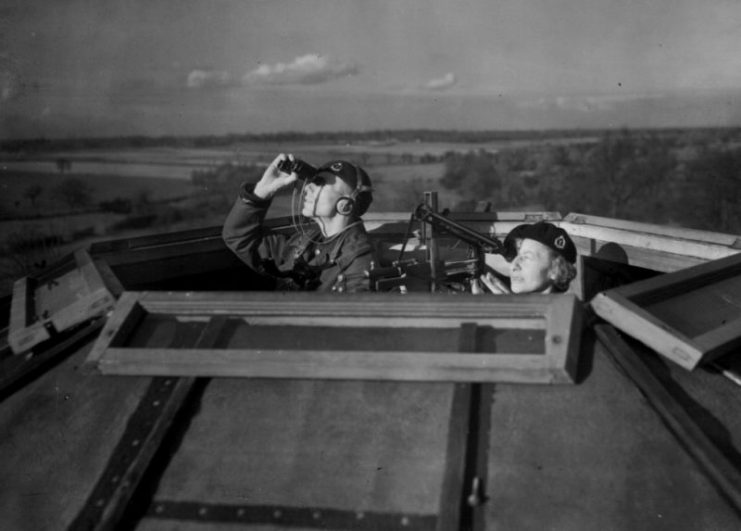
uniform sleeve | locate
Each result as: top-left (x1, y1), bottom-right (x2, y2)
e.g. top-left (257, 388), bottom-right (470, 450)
top-left (221, 189), bottom-right (288, 275)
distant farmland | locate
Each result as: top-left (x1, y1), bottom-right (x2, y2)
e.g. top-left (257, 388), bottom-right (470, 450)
top-left (0, 140), bottom-right (471, 292)
top-left (3, 128), bottom-right (741, 292)
top-left (0, 171), bottom-right (200, 215)
top-left (0, 142), bottom-right (467, 215)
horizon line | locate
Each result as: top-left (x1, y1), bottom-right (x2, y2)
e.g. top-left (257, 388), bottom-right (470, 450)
top-left (3, 124), bottom-right (741, 146)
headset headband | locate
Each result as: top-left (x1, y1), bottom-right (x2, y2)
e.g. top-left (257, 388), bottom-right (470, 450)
top-left (316, 161), bottom-right (372, 199)
top-left (349, 164), bottom-right (372, 200)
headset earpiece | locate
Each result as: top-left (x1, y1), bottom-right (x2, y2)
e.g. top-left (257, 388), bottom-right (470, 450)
top-left (336, 197), bottom-right (355, 216)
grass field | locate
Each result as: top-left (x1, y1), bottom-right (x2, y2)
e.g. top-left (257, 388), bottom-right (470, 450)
top-left (0, 171), bottom-right (200, 216)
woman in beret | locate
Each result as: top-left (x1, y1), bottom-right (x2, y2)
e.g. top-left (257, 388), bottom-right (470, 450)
top-left (473, 221), bottom-right (577, 295)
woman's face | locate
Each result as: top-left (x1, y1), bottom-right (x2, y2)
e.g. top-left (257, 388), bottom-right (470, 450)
top-left (509, 238), bottom-right (556, 294)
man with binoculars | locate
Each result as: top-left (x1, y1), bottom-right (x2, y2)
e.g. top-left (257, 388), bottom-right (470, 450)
top-left (222, 153), bottom-right (376, 292)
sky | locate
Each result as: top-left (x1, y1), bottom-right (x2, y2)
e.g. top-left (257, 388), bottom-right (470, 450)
top-left (1, 0), bottom-right (741, 139)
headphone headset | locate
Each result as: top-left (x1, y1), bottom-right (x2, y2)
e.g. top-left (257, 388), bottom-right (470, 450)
top-left (331, 162), bottom-right (372, 217)
top-left (336, 197), bottom-right (355, 216)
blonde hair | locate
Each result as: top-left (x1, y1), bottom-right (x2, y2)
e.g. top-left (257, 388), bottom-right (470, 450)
top-left (548, 254), bottom-right (577, 292)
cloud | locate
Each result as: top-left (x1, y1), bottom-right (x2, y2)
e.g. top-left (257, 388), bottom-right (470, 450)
top-left (186, 69), bottom-right (234, 89)
top-left (242, 54), bottom-right (358, 86)
top-left (423, 72), bottom-right (457, 91)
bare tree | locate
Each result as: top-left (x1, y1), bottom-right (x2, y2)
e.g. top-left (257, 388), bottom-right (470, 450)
top-left (682, 148), bottom-right (741, 232)
top-left (576, 130), bottom-right (675, 219)
top-left (56, 158), bottom-right (72, 173)
top-left (54, 178), bottom-right (94, 210)
top-left (23, 184), bottom-right (43, 208)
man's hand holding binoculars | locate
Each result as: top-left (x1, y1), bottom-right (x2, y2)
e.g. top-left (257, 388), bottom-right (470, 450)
top-left (253, 153), bottom-right (299, 200)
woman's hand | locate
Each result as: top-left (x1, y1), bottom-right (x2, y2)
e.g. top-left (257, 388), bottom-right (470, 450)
top-left (477, 272), bottom-right (512, 294)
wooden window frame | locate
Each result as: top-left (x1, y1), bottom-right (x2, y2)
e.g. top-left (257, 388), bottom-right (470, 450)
top-left (591, 251), bottom-right (741, 370)
top-left (85, 291), bottom-right (584, 384)
top-left (8, 249), bottom-right (119, 354)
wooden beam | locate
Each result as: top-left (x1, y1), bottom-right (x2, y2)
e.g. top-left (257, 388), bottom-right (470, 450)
top-left (613, 252), bottom-right (741, 304)
top-left (546, 293), bottom-right (585, 382)
top-left (591, 291), bottom-right (702, 370)
top-left (563, 213), bottom-right (741, 248)
top-left (558, 220), bottom-right (739, 263)
top-left (92, 258), bottom-right (125, 298)
top-left (571, 238), bottom-right (708, 274)
top-left (97, 348), bottom-right (569, 384)
top-left (458, 323), bottom-right (478, 352)
top-left (83, 292), bottom-right (145, 370)
top-left (135, 291), bottom-right (553, 318)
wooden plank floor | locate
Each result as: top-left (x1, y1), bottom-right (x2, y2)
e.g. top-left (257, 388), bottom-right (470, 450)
top-left (483, 339), bottom-right (741, 530)
top-left (136, 378), bottom-right (454, 530)
top-left (0, 344), bottom-right (153, 531)
top-left (3, 320), bottom-right (740, 530)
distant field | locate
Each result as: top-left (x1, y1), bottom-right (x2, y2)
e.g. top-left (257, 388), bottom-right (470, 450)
top-left (1, 142), bottom-right (467, 216)
top-left (208, 137), bottom-right (599, 159)
top-left (0, 140), bottom-right (471, 236)
top-left (0, 143), bottom-right (463, 287)
top-left (0, 145), bottom-right (466, 289)
top-left (0, 161), bottom-right (198, 179)
top-left (0, 168), bottom-right (213, 293)
top-left (0, 136), bottom-right (598, 176)
top-left (0, 171), bottom-right (200, 215)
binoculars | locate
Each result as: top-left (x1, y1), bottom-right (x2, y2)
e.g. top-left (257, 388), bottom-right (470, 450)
top-left (277, 158), bottom-right (317, 181)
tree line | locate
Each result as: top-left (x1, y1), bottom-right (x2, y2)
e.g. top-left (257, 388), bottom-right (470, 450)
top-left (3, 127), bottom-right (740, 153)
top-left (440, 129), bottom-right (741, 233)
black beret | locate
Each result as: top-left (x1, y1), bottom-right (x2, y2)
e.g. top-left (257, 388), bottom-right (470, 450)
top-left (505, 221), bottom-right (577, 264)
